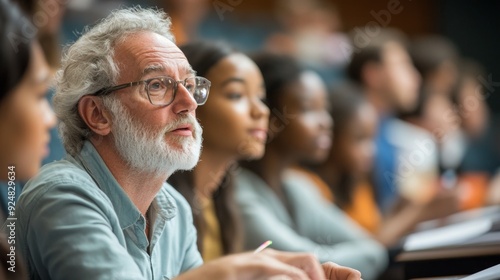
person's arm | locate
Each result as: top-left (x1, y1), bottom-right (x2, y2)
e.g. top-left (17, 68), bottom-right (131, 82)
top-left (17, 182), bottom-right (144, 280)
top-left (239, 199), bottom-right (384, 280)
top-left (236, 171), bottom-right (386, 280)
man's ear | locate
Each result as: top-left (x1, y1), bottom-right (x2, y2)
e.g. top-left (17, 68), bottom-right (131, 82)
top-left (78, 95), bottom-right (112, 136)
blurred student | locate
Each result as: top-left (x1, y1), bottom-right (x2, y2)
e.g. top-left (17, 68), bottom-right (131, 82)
top-left (411, 35), bottom-right (459, 98)
top-left (346, 29), bottom-right (461, 250)
top-left (411, 35), bottom-right (462, 178)
top-left (235, 53), bottom-right (388, 280)
top-left (14, 0), bottom-right (67, 163)
top-left (410, 35), bottom-right (463, 176)
top-left (0, 0), bottom-right (57, 278)
top-left (168, 41), bottom-right (270, 261)
top-left (395, 87), bottom-right (459, 201)
top-left (0, 0), bottom-right (67, 222)
top-left (347, 28), bottom-right (421, 212)
top-left (310, 83), bottom-right (380, 232)
top-left (313, 83), bottom-right (457, 246)
top-left (452, 59), bottom-right (489, 141)
top-left (450, 59), bottom-right (495, 208)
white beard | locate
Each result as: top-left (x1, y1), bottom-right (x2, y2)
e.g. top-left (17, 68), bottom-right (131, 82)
top-left (104, 97), bottom-right (202, 177)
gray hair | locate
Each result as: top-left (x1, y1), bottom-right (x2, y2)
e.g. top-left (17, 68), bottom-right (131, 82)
top-left (53, 7), bottom-right (175, 156)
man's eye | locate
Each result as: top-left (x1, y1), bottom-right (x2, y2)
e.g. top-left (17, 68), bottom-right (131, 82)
top-left (149, 81), bottom-right (164, 91)
top-left (185, 82), bottom-right (195, 92)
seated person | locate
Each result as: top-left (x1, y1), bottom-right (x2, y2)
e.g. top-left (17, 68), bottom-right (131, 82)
top-left (234, 53), bottom-right (388, 280)
top-left (311, 82), bottom-right (457, 247)
top-left (168, 41), bottom-right (269, 261)
top-left (15, 7), bottom-right (361, 280)
top-left (309, 82), bottom-right (382, 235)
top-left (0, 0), bottom-right (56, 277)
top-left (347, 29), bottom-right (421, 212)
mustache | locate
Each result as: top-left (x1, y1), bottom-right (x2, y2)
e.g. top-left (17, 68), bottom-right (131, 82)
top-left (162, 114), bottom-right (202, 137)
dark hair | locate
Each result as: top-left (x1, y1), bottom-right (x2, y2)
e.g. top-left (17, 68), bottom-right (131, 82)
top-left (347, 28), bottom-right (408, 84)
top-left (180, 40), bottom-right (235, 78)
top-left (250, 52), bottom-right (303, 112)
top-left (325, 82), bottom-right (368, 208)
top-left (451, 58), bottom-right (486, 105)
top-left (0, 0), bottom-right (34, 102)
top-left (329, 82), bottom-right (366, 135)
top-left (410, 35), bottom-right (459, 78)
top-left (168, 40), bottom-right (243, 256)
top-left (0, 3), bottom-right (32, 278)
top-left (397, 87), bottom-right (431, 120)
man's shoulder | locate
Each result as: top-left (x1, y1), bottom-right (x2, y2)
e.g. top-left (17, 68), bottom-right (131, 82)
top-left (19, 159), bottom-right (107, 210)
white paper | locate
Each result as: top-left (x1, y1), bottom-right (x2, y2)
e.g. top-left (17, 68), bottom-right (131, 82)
top-left (404, 218), bottom-right (493, 251)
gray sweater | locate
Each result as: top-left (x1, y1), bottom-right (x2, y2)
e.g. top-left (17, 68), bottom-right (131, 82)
top-left (234, 168), bottom-right (388, 280)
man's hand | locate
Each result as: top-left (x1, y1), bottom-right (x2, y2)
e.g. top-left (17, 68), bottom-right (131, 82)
top-left (322, 262), bottom-right (362, 280)
top-left (262, 250), bottom-right (362, 280)
top-left (174, 249), bottom-right (362, 280)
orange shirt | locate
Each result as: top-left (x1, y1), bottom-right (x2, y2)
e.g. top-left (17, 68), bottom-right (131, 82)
top-left (343, 182), bottom-right (381, 234)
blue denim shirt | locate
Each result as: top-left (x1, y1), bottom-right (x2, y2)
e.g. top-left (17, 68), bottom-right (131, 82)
top-left (373, 116), bottom-right (399, 213)
top-left (16, 141), bottom-right (203, 279)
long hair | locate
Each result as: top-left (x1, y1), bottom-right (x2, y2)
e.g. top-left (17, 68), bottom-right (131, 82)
top-left (0, 1), bottom-right (32, 278)
top-left (0, 0), bottom-right (33, 101)
top-left (168, 170), bottom-right (243, 255)
top-left (316, 82), bottom-right (369, 209)
top-left (168, 40), bottom-right (244, 256)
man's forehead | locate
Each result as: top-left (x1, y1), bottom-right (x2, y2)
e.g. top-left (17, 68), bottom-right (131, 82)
top-left (115, 31), bottom-right (195, 77)
top-left (142, 62), bottom-right (195, 77)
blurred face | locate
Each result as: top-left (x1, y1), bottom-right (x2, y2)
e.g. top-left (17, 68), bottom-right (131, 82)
top-left (428, 60), bottom-right (459, 96)
top-left (107, 31), bottom-right (202, 175)
top-left (0, 43), bottom-right (56, 181)
top-left (198, 53), bottom-right (269, 160)
top-left (270, 71), bottom-right (333, 163)
top-left (381, 42), bottom-right (421, 112)
top-left (457, 77), bottom-right (488, 138)
top-left (333, 103), bottom-right (378, 176)
top-left (422, 94), bottom-right (457, 142)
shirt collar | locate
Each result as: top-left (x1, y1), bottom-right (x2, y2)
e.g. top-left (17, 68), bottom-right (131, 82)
top-left (71, 141), bottom-right (142, 230)
top-left (72, 141), bottom-right (178, 233)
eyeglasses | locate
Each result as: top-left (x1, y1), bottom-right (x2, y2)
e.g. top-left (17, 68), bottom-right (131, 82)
top-left (93, 76), bottom-right (211, 106)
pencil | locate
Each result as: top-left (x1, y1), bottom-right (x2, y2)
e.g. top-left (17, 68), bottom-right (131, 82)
top-left (253, 240), bottom-right (273, 254)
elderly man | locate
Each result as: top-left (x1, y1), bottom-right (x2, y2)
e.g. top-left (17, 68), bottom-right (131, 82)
top-left (15, 7), bottom-right (361, 280)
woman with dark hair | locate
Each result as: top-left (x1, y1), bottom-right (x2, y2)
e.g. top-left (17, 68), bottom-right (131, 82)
top-left (168, 41), bottom-right (269, 261)
top-left (311, 83), bottom-right (454, 247)
top-left (312, 83), bottom-right (381, 232)
top-left (234, 53), bottom-right (388, 280)
top-left (0, 0), bottom-right (55, 200)
top-left (0, 0), bottom-right (56, 278)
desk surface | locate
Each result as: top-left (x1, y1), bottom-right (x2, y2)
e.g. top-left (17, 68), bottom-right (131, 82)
top-left (396, 208), bottom-right (500, 279)
top-left (461, 264), bottom-right (500, 280)
top-left (397, 243), bottom-right (500, 262)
